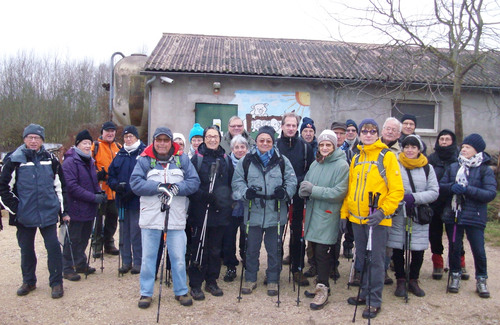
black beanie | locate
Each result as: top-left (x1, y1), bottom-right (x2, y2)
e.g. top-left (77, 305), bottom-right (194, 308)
top-left (462, 133), bottom-right (486, 153)
top-left (256, 125), bottom-right (276, 143)
top-left (75, 130), bottom-right (93, 146)
top-left (401, 114), bottom-right (417, 126)
top-left (123, 125), bottom-right (139, 138)
top-left (300, 117), bottom-right (316, 133)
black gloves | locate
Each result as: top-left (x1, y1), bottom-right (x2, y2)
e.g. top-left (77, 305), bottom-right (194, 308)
top-left (96, 167), bottom-right (107, 181)
top-left (158, 183), bottom-right (179, 196)
top-left (121, 191), bottom-right (135, 202)
top-left (273, 186), bottom-right (287, 200)
top-left (116, 182), bottom-right (127, 194)
top-left (245, 187), bottom-right (257, 200)
top-left (93, 192), bottom-right (107, 204)
top-left (206, 193), bottom-right (217, 205)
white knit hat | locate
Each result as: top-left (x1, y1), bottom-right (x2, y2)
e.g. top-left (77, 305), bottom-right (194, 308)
top-left (317, 130), bottom-right (338, 148)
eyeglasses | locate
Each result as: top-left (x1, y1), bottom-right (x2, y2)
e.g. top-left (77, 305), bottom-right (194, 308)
top-left (360, 129), bottom-right (378, 135)
top-left (124, 134), bottom-right (136, 139)
top-left (229, 124), bottom-right (243, 128)
top-left (383, 127), bottom-right (398, 133)
top-left (258, 139), bottom-right (273, 144)
top-left (205, 135), bottom-right (219, 140)
top-left (26, 135), bottom-right (42, 141)
top-left (403, 122), bottom-right (415, 127)
top-left (346, 129), bottom-right (357, 133)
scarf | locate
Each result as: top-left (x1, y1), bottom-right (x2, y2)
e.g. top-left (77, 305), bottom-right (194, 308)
top-left (316, 149), bottom-right (333, 163)
top-left (456, 152), bottom-right (483, 187)
top-left (74, 146), bottom-right (91, 161)
top-left (258, 147), bottom-right (274, 167)
top-left (229, 152), bottom-right (240, 167)
top-left (398, 152), bottom-right (428, 170)
top-left (124, 140), bottom-right (140, 153)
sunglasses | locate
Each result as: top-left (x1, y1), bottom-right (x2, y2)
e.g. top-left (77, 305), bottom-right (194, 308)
top-left (360, 129), bottom-right (378, 135)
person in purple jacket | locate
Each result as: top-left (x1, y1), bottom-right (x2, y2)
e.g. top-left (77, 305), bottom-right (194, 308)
top-left (61, 130), bottom-right (107, 281)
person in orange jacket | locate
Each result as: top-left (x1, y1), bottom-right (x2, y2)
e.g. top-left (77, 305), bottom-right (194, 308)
top-left (91, 121), bottom-right (122, 257)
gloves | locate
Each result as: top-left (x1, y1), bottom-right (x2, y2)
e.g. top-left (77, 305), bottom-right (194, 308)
top-left (403, 194), bottom-right (415, 209)
top-left (96, 167), bottom-right (107, 181)
top-left (245, 187), bottom-right (257, 200)
top-left (451, 183), bottom-right (467, 194)
top-left (116, 182), bottom-right (127, 194)
top-left (158, 183), bottom-right (179, 196)
top-left (93, 192), bottom-right (107, 204)
top-left (121, 190), bottom-right (135, 202)
top-left (206, 193), bottom-right (217, 205)
top-left (273, 186), bottom-right (287, 201)
top-left (340, 218), bottom-right (347, 234)
top-left (366, 209), bottom-right (385, 227)
top-left (299, 181), bottom-right (313, 198)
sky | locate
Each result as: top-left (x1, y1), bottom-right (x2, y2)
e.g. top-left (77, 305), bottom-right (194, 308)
top-left (1, 0), bottom-right (344, 64)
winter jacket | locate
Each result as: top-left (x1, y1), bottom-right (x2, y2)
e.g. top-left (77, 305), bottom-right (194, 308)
top-left (229, 153), bottom-right (244, 217)
top-left (340, 139), bottom-right (404, 226)
top-left (220, 129), bottom-right (256, 154)
top-left (277, 131), bottom-right (314, 186)
top-left (91, 138), bottom-right (121, 200)
top-left (108, 141), bottom-right (146, 210)
top-left (0, 145), bottom-right (68, 228)
top-left (303, 149), bottom-right (349, 245)
top-left (62, 147), bottom-right (101, 222)
top-left (440, 153), bottom-right (497, 229)
top-left (188, 143), bottom-right (234, 228)
top-left (232, 146), bottom-right (297, 229)
top-left (130, 143), bottom-right (200, 231)
top-left (387, 162), bottom-right (439, 251)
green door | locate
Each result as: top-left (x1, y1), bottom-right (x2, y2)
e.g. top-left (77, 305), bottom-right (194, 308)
top-left (195, 103), bottom-right (238, 135)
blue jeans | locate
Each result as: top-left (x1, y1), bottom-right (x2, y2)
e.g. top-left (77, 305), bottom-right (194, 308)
top-left (16, 223), bottom-right (63, 287)
top-left (120, 208), bottom-right (142, 267)
top-left (445, 224), bottom-right (487, 278)
top-left (140, 228), bottom-right (187, 297)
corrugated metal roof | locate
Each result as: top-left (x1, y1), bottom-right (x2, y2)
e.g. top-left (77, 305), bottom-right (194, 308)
top-left (145, 33), bottom-right (500, 88)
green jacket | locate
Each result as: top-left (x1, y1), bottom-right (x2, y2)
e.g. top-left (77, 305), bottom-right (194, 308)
top-left (303, 149), bottom-right (349, 245)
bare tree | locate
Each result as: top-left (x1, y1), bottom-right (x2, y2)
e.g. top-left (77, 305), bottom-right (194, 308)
top-left (325, 0), bottom-right (500, 142)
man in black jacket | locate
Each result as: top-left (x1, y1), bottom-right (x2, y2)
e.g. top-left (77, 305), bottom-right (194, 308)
top-left (0, 124), bottom-right (69, 299)
top-left (277, 112), bottom-right (314, 286)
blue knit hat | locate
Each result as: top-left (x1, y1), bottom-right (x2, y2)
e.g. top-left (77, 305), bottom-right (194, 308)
top-left (189, 123), bottom-right (204, 142)
top-left (358, 118), bottom-right (379, 133)
top-left (300, 117), bottom-right (316, 133)
top-left (462, 133), bottom-right (486, 153)
top-left (346, 119), bottom-right (358, 132)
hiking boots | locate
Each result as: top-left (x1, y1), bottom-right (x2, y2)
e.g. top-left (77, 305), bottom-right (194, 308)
top-left (190, 287), bottom-right (205, 301)
top-left (310, 284), bottom-right (329, 310)
top-left (362, 306), bottom-right (381, 319)
top-left (241, 281), bottom-right (257, 294)
top-left (63, 272), bottom-right (81, 281)
top-left (448, 272), bottom-right (461, 293)
top-left (138, 296), bottom-right (152, 308)
top-left (476, 277), bottom-right (490, 298)
top-left (267, 283), bottom-right (279, 296)
top-left (223, 266), bottom-right (237, 282)
top-left (303, 265), bottom-right (317, 278)
top-left (118, 264), bottom-right (132, 274)
top-left (349, 270), bottom-right (361, 287)
top-left (51, 284), bottom-right (64, 299)
top-left (175, 294), bottom-right (193, 306)
top-left (460, 255), bottom-right (470, 280)
top-left (105, 245), bottom-right (120, 255)
top-left (130, 265), bottom-right (141, 274)
top-left (330, 266), bottom-right (340, 282)
top-left (205, 282), bottom-right (223, 297)
top-left (408, 279), bottom-right (425, 297)
top-left (343, 247), bottom-right (354, 259)
top-left (282, 255), bottom-right (291, 265)
top-left (384, 270), bottom-right (393, 285)
top-left (432, 254), bottom-right (444, 280)
top-left (17, 283), bottom-right (36, 296)
top-left (76, 265), bottom-right (96, 274)
top-left (394, 278), bottom-right (406, 297)
top-left (294, 272), bottom-right (310, 286)
top-left (347, 296), bottom-right (366, 306)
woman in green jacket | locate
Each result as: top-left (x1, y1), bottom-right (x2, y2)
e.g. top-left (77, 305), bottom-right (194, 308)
top-left (299, 130), bottom-right (349, 310)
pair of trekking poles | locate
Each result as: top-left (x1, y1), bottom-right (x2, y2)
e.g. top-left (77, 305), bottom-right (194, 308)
top-left (86, 195), bottom-right (106, 279)
top-left (352, 191), bottom-right (380, 324)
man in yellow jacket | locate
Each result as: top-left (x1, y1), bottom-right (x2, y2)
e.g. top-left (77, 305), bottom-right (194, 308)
top-left (340, 118), bottom-right (403, 319)
top-left (91, 121), bottom-right (122, 257)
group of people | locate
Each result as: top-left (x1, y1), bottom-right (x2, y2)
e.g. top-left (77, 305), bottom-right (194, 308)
top-left (0, 112), bottom-right (496, 320)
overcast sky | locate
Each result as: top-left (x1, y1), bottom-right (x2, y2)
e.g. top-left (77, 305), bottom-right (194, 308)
top-left (1, 0), bottom-right (344, 64)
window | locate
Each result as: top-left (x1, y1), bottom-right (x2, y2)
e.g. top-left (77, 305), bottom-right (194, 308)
top-left (391, 101), bottom-right (438, 133)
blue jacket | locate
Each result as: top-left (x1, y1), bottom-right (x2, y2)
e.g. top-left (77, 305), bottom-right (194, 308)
top-left (440, 153), bottom-right (497, 229)
top-left (108, 141), bottom-right (146, 210)
top-left (62, 147), bottom-right (101, 222)
top-left (0, 145), bottom-right (68, 228)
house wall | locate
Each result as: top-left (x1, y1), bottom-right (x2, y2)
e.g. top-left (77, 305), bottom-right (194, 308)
top-left (148, 74), bottom-right (500, 153)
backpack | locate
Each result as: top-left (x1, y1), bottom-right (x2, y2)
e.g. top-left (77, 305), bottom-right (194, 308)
top-left (242, 152), bottom-right (286, 184)
top-left (93, 140), bottom-right (122, 158)
top-left (353, 148), bottom-right (391, 184)
top-left (193, 152), bottom-right (230, 174)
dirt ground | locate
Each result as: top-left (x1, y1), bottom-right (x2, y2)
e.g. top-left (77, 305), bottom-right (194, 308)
top-left (1, 211), bottom-right (499, 325)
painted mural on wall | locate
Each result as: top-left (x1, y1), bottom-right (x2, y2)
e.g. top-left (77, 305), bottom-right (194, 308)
top-left (230, 90), bottom-right (310, 135)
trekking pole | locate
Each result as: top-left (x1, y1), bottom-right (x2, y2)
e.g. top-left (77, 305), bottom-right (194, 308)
top-left (276, 200), bottom-right (282, 308)
top-left (193, 160), bottom-right (219, 269)
top-left (238, 198), bottom-right (252, 302)
top-left (86, 212), bottom-right (98, 279)
top-left (446, 195), bottom-right (461, 293)
top-left (296, 200), bottom-right (306, 306)
top-left (100, 208), bottom-right (105, 273)
top-left (156, 188), bottom-right (173, 323)
top-left (403, 203), bottom-right (412, 303)
top-left (118, 195), bottom-right (125, 277)
top-left (63, 220), bottom-right (76, 272)
top-left (347, 246), bottom-right (356, 290)
top-left (288, 201), bottom-right (293, 286)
